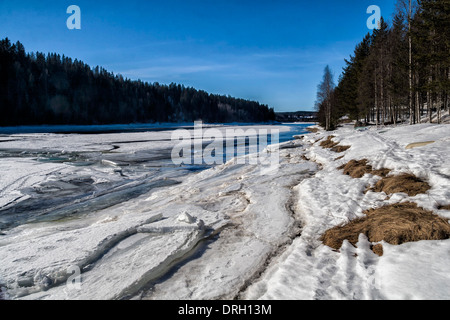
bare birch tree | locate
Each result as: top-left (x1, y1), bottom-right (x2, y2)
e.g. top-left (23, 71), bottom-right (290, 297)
top-left (316, 65), bottom-right (335, 131)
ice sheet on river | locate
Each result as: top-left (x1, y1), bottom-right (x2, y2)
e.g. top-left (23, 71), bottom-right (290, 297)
top-left (0, 124), bottom-right (317, 300)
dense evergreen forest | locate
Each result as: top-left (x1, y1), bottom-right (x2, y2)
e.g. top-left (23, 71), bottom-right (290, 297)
top-left (316, 0), bottom-right (449, 130)
top-left (0, 39), bottom-right (275, 126)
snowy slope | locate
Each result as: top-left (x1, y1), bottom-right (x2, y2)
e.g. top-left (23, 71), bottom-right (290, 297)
top-left (244, 123), bottom-right (450, 300)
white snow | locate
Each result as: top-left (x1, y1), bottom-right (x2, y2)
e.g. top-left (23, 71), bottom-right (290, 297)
top-left (244, 123), bottom-right (450, 300)
top-left (1, 122), bottom-right (449, 300)
top-left (177, 211), bottom-right (196, 224)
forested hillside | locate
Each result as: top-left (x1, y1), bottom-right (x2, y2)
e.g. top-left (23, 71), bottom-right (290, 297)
top-left (316, 0), bottom-right (449, 130)
top-left (0, 39), bottom-right (275, 126)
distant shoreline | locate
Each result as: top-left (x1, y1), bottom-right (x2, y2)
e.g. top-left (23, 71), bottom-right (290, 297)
top-left (0, 122), bottom-right (285, 135)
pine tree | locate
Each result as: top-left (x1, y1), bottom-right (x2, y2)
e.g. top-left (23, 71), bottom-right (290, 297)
top-left (333, 0), bottom-right (447, 127)
top-left (368, 18), bottom-right (390, 126)
top-left (335, 33), bottom-right (371, 122)
top-left (414, 0), bottom-right (450, 123)
top-left (388, 13), bottom-right (409, 124)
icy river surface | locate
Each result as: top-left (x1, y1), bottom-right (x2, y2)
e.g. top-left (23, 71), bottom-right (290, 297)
top-left (0, 123), bottom-right (317, 300)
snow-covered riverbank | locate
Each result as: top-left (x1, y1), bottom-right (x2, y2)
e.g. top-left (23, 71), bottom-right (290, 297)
top-left (1, 122), bottom-right (449, 300)
top-left (244, 122), bottom-right (450, 300)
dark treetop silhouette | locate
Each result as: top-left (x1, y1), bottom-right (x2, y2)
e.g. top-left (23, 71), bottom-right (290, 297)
top-left (0, 38), bottom-right (275, 127)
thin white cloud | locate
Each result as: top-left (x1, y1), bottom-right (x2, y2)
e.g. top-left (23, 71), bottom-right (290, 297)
top-left (111, 40), bottom-right (353, 111)
top-left (121, 63), bottom-right (230, 80)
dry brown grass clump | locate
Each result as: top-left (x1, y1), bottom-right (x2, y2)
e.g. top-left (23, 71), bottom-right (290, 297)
top-left (320, 136), bottom-right (351, 153)
top-left (371, 244), bottom-right (384, 256)
top-left (338, 159), bottom-right (391, 178)
top-left (319, 135), bottom-right (337, 148)
top-left (368, 173), bottom-right (431, 197)
top-left (371, 168), bottom-right (392, 178)
top-left (338, 159), bottom-right (371, 178)
top-left (333, 145), bottom-right (351, 153)
top-left (438, 204), bottom-right (450, 211)
top-left (306, 127), bottom-right (320, 133)
top-left (321, 202), bottom-right (450, 256)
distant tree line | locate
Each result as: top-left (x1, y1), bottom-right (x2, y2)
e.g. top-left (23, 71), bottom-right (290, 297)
top-left (0, 38), bottom-right (275, 126)
top-left (316, 0), bottom-right (449, 130)
top-left (275, 111), bottom-right (318, 123)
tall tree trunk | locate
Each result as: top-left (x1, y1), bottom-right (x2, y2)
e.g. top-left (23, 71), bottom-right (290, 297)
top-left (374, 70), bottom-right (379, 126)
top-left (427, 90), bottom-right (431, 123)
top-left (381, 76), bottom-right (385, 126)
top-left (414, 70), bottom-right (418, 123)
top-left (427, 72), bottom-right (432, 123)
top-left (437, 92), bottom-right (442, 124)
top-left (327, 100), bottom-right (331, 131)
top-left (416, 90), bottom-right (420, 124)
top-left (325, 100), bottom-right (330, 131)
top-left (408, 0), bottom-right (413, 125)
top-left (446, 94), bottom-right (449, 117)
top-left (389, 96), bottom-right (396, 125)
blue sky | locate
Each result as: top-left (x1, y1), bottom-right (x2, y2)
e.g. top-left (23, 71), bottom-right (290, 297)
top-left (0, 1), bottom-right (396, 112)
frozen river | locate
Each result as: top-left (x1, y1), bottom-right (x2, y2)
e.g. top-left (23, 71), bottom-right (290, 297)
top-left (0, 123), bottom-right (310, 230)
top-left (0, 122), bottom-right (316, 299)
